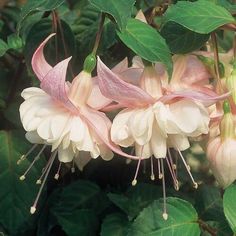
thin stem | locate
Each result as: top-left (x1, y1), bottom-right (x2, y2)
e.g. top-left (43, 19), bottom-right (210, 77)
top-left (211, 32), bottom-right (221, 81)
top-left (198, 219), bottom-right (217, 236)
top-left (92, 13), bottom-right (105, 54)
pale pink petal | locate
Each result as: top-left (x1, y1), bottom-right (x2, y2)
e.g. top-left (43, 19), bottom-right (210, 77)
top-left (80, 106), bottom-right (142, 160)
top-left (97, 57), bottom-right (155, 108)
top-left (112, 58), bottom-right (128, 73)
top-left (31, 34), bottom-right (55, 81)
top-left (40, 57), bottom-right (78, 113)
top-left (135, 10), bottom-right (147, 23)
top-left (87, 78), bottom-right (113, 109)
top-left (160, 91), bottom-right (230, 106)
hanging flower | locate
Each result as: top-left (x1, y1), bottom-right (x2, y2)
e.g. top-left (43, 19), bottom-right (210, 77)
top-left (19, 34), bottom-right (139, 214)
top-left (207, 101), bottom-right (236, 188)
top-left (96, 56), bottom-right (228, 219)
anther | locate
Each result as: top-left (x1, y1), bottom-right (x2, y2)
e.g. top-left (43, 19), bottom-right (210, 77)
top-left (162, 212), bottom-right (168, 220)
top-left (132, 179), bottom-right (137, 186)
top-left (150, 156), bottom-right (155, 180)
top-left (17, 144), bottom-right (38, 165)
top-left (19, 175), bottom-right (25, 181)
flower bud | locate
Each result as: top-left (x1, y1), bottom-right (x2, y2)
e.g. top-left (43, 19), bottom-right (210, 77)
top-left (226, 61), bottom-right (236, 104)
top-left (83, 53), bottom-right (96, 73)
top-left (68, 70), bottom-right (92, 107)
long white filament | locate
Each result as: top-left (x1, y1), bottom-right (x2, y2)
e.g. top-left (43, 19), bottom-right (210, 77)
top-left (30, 151), bottom-right (57, 214)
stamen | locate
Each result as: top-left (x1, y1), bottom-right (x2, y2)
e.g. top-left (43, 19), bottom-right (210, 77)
top-left (54, 162), bottom-right (62, 180)
top-left (150, 156), bottom-right (155, 180)
top-left (17, 144), bottom-right (38, 165)
top-left (166, 156), bottom-right (179, 191)
top-left (36, 155), bottom-right (54, 185)
top-left (157, 158), bottom-right (162, 179)
top-left (132, 156), bottom-right (141, 186)
top-left (161, 158), bottom-right (168, 220)
top-left (19, 145), bottom-right (46, 181)
top-left (71, 159), bottom-right (75, 173)
top-left (132, 146), bottom-right (144, 186)
top-left (30, 151), bottom-right (57, 214)
top-left (177, 149), bottom-right (198, 189)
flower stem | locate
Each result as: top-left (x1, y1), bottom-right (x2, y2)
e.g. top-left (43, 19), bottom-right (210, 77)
top-left (92, 13), bottom-right (105, 55)
top-left (198, 219), bottom-right (217, 236)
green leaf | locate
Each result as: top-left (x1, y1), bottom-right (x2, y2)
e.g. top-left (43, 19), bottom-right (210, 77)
top-left (163, 0), bottom-right (235, 34)
top-left (223, 184), bottom-right (236, 232)
top-left (108, 183), bottom-right (162, 220)
top-left (17, 0), bottom-right (65, 34)
top-left (161, 22), bottom-right (209, 54)
top-left (195, 185), bottom-right (225, 222)
top-left (89, 0), bottom-right (135, 30)
top-left (56, 209), bottom-right (99, 236)
top-left (7, 34), bottom-right (23, 50)
top-left (0, 39), bottom-right (9, 57)
top-left (117, 18), bottom-right (172, 75)
top-left (101, 213), bottom-right (130, 236)
top-left (128, 197), bottom-right (201, 236)
top-left (50, 180), bottom-right (109, 215)
top-left (0, 130), bottom-right (45, 235)
top-left (75, 5), bottom-right (117, 59)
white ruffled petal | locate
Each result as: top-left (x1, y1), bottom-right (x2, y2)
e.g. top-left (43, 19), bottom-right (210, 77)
top-left (135, 142), bottom-right (152, 159)
top-left (150, 122), bottom-right (167, 158)
top-left (111, 109), bottom-right (135, 147)
top-left (130, 107), bottom-right (154, 145)
top-left (58, 144), bottom-right (74, 163)
top-left (69, 116), bottom-right (85, 142)
top-left (21, 87), bottom-right (46, 99)
top-left (74, 151), bottom-right (91, 171)
top-left (25, 131), bottom-right (44, 144)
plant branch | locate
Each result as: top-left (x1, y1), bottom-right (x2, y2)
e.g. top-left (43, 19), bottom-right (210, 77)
top-left (92, 13), bottom-right (105, 55)
top-left (198, 219), bottom-right (217, 236)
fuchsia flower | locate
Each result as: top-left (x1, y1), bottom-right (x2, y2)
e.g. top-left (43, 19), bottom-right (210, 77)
top-left (19, 34), bottom-right (139, 214)
top-left (96, 56), bottom-right (228, 219)
top-left (207, 102), bottom-right (236, 188)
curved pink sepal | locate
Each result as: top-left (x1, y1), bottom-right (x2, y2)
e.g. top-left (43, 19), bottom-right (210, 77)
top-left (160, 90), bottom-right (230, 106)
top-left (32, 33), bottom-right (55, 81)
top-left (97, 57), bottom-right (155, 108)
top-left (41, 57), bottom-right (78, 113)
top-left (81, 106), bottom-right (142, 160)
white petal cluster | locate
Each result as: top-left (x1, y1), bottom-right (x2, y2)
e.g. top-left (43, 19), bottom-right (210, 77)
top-left (111, 99), bottom-right (209, 159)
top-left (20, 87), bottom-right (113, 167)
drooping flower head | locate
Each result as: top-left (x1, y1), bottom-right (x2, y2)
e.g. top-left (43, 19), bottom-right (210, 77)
top-left (96, 55), bottom-right (228, 219)
top-left (207, 101), bottom-right (236, 188)
top-left (19, 34), bottom-right (140, 214)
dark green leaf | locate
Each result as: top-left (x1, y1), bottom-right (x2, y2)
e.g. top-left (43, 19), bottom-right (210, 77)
top-left (117, 18), bottom-right (172, 75)
top-left (0, 130), bottom-right (45, 235)
top-left (50, 180), bottom-right (109, 215)
top-left (108, 183), bottom-right (162, 220)
top-left (101, 213), bottom-right (130, 236)
top-left (7, 34), bottom-right (23, 50)
top-left (161, 22), bottom-right (209, 54)
top-left (163, 0), bottom-right (235, 34)
top-left (17, 0), bottom-right (65, 34)
top-left (89, 0), bottom-right (135, 30)
top-left (56, 209), bottom-right (99, 236)
top-left (223, 184), bottom-right (236, 232)
top-left (128, 197), bottom-right (201, 236)
top-left (0, 39), bottom-right (9, 57)
top-left (195, 185), bottom-right (224, 222)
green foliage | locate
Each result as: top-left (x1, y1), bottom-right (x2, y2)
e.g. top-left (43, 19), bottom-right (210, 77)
top-left (89, 0), bottom-right (136, 30)
top-left (0, 0), bottom-right (235, 235)
top-left (163, 0), bottom-right (235, 34)
top-left (128, 197), bottom-right (201, 236)
top-left (223, 184), bottom-right (236, 233)
top-left (0, 131), bottom-right (45, 235)
top-left (101, 213), bottom-right (130, 236)
top-left (161, 22), bottom-right (209, 54)
top-left (117, 19), bottom-right (172, 75)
